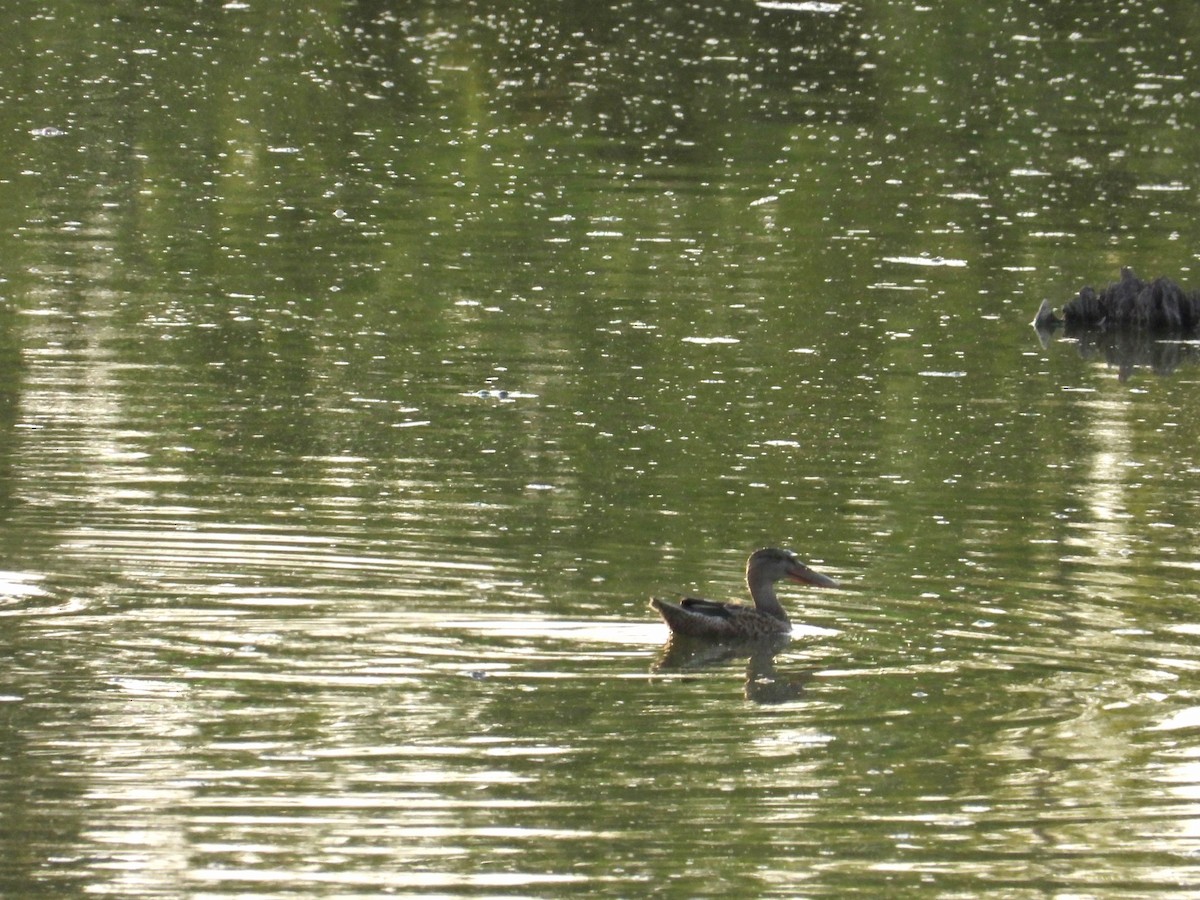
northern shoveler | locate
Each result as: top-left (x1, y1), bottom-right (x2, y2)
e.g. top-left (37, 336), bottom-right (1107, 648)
top-left (650, 547), bottom-right (837, 640)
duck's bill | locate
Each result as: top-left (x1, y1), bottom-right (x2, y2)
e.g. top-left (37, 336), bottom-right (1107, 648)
top-left (788, 566), bottom-right (838, 589)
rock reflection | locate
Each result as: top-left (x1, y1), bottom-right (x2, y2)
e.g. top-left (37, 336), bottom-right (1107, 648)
top-left (652, 636), bottom-right (813, 704)
top-left (1034, 319), bottom-right (1200, 381)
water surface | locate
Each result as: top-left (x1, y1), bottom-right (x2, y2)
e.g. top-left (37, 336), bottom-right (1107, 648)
top-left (3, 0), bottom-right (1200, 896)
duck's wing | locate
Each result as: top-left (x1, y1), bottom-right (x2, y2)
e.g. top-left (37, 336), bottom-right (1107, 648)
top-left (650, 597), bottom-right (739, 638)
top-left (677, 598), bottom-right (790, 639)
top-left (679, 597), bottom-right (746, 619)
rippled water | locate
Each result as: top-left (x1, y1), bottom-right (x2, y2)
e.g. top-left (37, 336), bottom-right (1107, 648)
top-left (5, 0), bottom-right (1200, 896)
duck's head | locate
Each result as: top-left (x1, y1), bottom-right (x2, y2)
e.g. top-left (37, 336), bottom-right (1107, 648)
top-left (748, 547), bottom-right (838, 589)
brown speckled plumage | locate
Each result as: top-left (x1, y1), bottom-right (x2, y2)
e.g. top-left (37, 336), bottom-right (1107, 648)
top-left (650, 548), bottom-right (837, 640)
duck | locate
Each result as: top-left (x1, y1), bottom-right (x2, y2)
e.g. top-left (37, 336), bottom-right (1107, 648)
top-left (649, 547), bottom-right (837, 640)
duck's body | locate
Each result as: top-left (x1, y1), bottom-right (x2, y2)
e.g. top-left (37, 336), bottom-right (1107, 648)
top-left (650, 596), bottom-right (793, 640)
top-left (650, 547), bottom-right (837, 641)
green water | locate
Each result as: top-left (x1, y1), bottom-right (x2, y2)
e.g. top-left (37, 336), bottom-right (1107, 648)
top-left (3, 1), bottom-right (1200, 896)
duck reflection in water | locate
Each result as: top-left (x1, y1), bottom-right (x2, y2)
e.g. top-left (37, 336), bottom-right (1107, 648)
top-left (652, 634), bottom-right (815, 704)
top-left (649, 548), bottom-right (838, 703)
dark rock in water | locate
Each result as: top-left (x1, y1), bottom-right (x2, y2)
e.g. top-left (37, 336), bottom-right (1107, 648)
top-left (1034, 268), bottom-right (1200, 380)
top-left (1035, 267), bottom-right (1200, 333)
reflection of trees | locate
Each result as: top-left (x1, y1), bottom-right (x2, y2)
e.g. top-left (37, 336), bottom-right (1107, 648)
top-left (344, 1), bottom-right (876, 144)
top-left (4, 0), bottom-right (1200, 571)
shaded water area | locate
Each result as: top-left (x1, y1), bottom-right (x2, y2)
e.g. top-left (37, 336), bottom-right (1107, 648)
top-left (4, 0), bottom-right (1200, 896)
